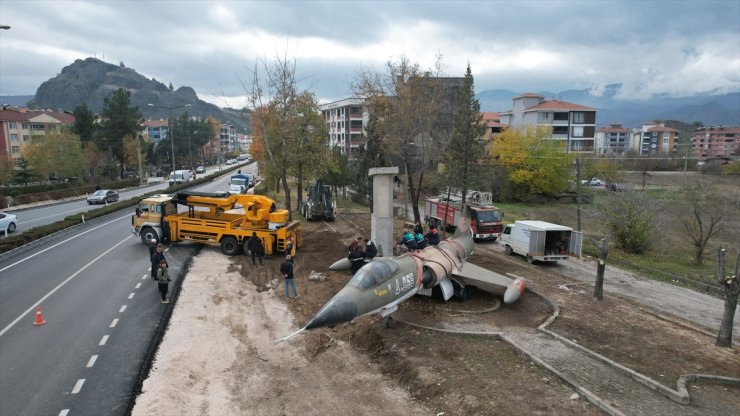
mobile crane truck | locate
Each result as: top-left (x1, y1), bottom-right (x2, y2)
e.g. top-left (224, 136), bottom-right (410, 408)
top-left (132, 191), bottom-right (300, 256)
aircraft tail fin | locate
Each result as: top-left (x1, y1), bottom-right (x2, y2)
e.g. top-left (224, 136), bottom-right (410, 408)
top-left (452, 204), bottom-right (471, 239)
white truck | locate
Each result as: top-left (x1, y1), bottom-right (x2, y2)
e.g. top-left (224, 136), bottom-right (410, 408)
top-left (500, 220), bottom-right (582, 264)
top-left (169, 170), bottom-right (193, 186)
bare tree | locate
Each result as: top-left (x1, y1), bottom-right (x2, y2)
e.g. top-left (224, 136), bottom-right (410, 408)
top-left (594, 236), bottom-right (610, 300)
top-left (243, 47), bottom-right (304, 217)
top-left (680, 179), bottom-right (733, 265)
top-left (352, 54), bottom-right (446, 223)
top-left (715, 248), bottom-right (739, 348)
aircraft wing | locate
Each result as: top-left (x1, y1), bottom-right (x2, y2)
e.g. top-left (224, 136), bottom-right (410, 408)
top-left (452, 262), bottom-right (515, 294)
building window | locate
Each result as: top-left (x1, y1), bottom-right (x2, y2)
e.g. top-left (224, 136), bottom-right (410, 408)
top-left (541, 112), bottom-right (549, 119)
top-left (553, 112), bottom-right (568, 121)
top-left (350, 120), bottom-right (363, 129)
top-left (572, 126), bottom-right (584, 137)
top-left (22, 123), bottom-right (29, 130)
top-left (23, 135), bottom-right (29, 141)
top-left (553, 126), bottom-right (568, 134)
top-left (350, 106), bottom-right (362, 115)
top-left (11, 146), bottom-right (20, 155)
top-left (10, 134), bottom-right (18, 142)
top-left (572, 112), bottom-right (585, 123)
top-left (8, 122), bottom-right (17, 130)
top-left (31, 123), bottom-right (45, 130)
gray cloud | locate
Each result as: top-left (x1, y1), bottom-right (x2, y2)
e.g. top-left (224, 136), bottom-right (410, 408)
top-left (1, 0), bottom-right (738, 107)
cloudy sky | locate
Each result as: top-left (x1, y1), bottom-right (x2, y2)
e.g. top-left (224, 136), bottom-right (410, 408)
top-left (1, 0), bottom-right (738, 108)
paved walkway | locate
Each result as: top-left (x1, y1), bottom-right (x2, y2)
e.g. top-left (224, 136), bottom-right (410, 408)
top-left (395, 298), bottom-right (739, 416)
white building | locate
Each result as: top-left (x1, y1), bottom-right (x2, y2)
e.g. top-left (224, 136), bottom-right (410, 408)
top-left (498, 93), bottom-right (598, 153)
top-left (319, 98), bottom-right (368, 158)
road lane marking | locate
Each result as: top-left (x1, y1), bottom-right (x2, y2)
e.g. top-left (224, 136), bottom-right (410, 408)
top-left (99, 335), bottom-right (109, 345)
top-left (141, 274), bottom-right (147, 280)
top-left (119, 305), bottom-right (127, 313)
top-left (0, 214), bottom-right (130, 273)
top-left (128, 293), bottom-right (135, 299)
top-left (86, 355), bottom-right (98, 368)
top-left (0, 236), bottom-right (132, 337)
top-left (71, 379), bottom-right (85, 394)
top-left (59, 410), bottom-right (69, 416)
top-left (109, 318), bottom-right (119, 328)
top-left (135, 282), bottom-right (142, 289)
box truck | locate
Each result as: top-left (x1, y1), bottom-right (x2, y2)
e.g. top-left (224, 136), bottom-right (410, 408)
top-left (500, 220), bottom-right (582, 264)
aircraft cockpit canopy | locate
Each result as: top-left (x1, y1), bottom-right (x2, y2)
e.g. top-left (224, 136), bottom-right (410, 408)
top-left (347, 260), bottom-right (399, 290)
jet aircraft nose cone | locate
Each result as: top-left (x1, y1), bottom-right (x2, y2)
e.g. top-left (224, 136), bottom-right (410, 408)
top-left (305, 294), bottom-right (358, 330)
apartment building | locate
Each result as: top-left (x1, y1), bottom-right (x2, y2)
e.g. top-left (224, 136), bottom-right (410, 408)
top-left (142, 119), bottom-right (169, 145)
top-left (630, 122), bottom-right (678, 156)
top-left (319, 98), bottom-right (368, 158)
top-left (0, 107), bottom-right (75, 165)
top-left (692, 126), bottom-right (740, 159)
top-left (498, 93), bottom-right (597, 152)
top-left (595, 124), bottom-right (631, 154)
top-left (480, 112), bottom-right (504, 142)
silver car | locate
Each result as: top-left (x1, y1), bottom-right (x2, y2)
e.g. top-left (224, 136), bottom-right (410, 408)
top-left (0, 212), bottom-right (18, 233)
top-left (87, 189), bottom-right (119, 204)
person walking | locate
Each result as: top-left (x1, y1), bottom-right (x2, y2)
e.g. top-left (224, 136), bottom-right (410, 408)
top-left (246, 232), bottom-right (264, 265)
top-left (151, 244), bottom-right (167, 280)
top-left (156, 258), bottom-right (172, 304)
top-left (280, 255), bottom-right (298, 299)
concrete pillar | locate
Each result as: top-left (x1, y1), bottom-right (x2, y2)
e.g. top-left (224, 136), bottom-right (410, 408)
top-left (369, 167), bottom-right (399, 257)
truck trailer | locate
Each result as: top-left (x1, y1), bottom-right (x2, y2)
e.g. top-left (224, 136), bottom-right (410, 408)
top-left (132, 191), bottom-right (300, 256)
top-left (424, 190), bottom-right (503, 241)
top-left (500, 220), bottom-right (582, 264)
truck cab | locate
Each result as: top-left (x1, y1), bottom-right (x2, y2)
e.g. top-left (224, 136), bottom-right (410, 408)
top-left (132, 194), bottom-right (179, 243)
top-left (228, 173), bottom-right (253, 195)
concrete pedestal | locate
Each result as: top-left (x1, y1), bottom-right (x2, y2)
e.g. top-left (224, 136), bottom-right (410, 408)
top-left (369, 167), bottom-right (399, 257)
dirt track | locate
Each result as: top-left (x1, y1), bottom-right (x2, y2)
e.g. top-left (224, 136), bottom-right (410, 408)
top-left (132, 213), bottom-right (739, 415)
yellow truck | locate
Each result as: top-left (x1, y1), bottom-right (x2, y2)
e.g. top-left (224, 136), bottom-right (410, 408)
top-left (131, 191), bottom-right (300, 255)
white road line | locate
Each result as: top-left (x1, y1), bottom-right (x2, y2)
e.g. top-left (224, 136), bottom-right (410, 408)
top-left (141, 274), bottom-right (147, 280)
top-left (0, 236), bottom-right (133, 338)
top-left (71, 379), bottom-right (85, 394)
top-left (128, 293), bottom-right (135, 299)
top-left (0, 214), bottom-right (130, 273)
top-left (59, 409), bottom-right (70, 416)
top-left (86, 355), bottom-right (98, 368)
top-left (99, 335), bottom-right (109, 346)
top-left (119, 305), bottom-right (127, 313)
top-left (109, 318), bottom-right (118, 328)
top-left (135, 282), bottom-right (142, 289)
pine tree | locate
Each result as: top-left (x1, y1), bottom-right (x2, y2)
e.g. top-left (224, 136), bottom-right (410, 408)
top-left (100, 88), bottom-right (143, 179)
top-left (442, 64), bottom-right (486, 204)
top-left (72, 103), bottom-right (96, 144)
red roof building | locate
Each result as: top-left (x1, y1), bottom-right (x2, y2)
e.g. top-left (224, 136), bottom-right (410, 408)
top-left (0, 107), bottom-right (76, 164)
top-left (498, 93), bottom-right (597, 153)
top-left (595, 124), bottom-right (631, 154)
top-left (630, 121), bottom-right (679, 155)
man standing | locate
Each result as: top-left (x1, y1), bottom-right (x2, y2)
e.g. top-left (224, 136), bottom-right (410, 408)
top-left (280, 255), bottom-right (298, 299)
top-left (246, 232), bottom-right (264, 265)
top-left (151, 244), bottom-right (167, 280)
top-left (156, 259), bottom-right (172, 304)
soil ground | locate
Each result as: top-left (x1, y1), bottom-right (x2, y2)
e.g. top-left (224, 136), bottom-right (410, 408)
top-left (132, 210), bottom-right (739, 416)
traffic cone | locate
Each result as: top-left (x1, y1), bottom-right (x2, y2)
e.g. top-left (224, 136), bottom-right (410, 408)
top-left (33, 306), bottom-right (46, 326)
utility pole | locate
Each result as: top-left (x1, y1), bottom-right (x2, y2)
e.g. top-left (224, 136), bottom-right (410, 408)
top-left (575, 157), bottom-right (582, 231)
top-left (137, 134), bottom-right (144, 186)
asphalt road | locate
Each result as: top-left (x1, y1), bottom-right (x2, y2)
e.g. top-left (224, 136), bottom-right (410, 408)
top-left (0, 162), bottom-right (257, 416)
top-left (3, 164), bottom-right (240, 236)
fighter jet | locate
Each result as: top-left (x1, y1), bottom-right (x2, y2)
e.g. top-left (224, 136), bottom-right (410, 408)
top-left (303, 205), bottom-right (526, 331)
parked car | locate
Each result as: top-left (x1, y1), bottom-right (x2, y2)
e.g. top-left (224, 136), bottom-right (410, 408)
top-left (581, 177), bottom-right (604, 186)
top-left (609, 182), bottom-right (626, 192)
top-left (87, 189), bottom-right (119, 204)
top-left (0, 212), bottom-right (18, 233)
top-left (225, 159), bottom-right (237, 165)
top-left (196, 166), bottom-right (206, 174)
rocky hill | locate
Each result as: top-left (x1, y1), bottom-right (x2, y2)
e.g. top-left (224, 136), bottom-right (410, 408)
top-left (27, 58), bottom-right (249, 132)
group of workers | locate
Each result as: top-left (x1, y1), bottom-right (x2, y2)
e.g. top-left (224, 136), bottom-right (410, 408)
top-left (397, 222), bottom-right (440, 252)
top-left (347, 237), bottom-right (379, 273)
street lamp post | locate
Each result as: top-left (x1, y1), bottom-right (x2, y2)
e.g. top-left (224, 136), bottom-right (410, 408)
top-left (147, 103), bottom-right (191, 173)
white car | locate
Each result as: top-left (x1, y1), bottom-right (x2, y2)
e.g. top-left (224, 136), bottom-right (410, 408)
top-left (0, 212), bottom-right (18, 233)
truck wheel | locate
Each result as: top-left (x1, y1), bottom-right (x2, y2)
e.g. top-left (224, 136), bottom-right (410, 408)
top-left (383, 316), bottom-right (394, 329)
top-left (220, 236), bottom-right (240, 256)
top-left (140, 227), bottom-right (158, 245)
top-left (505, 245), bottom-right (513, 255)
top-left (526, 255), bottom-right (534, 264)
